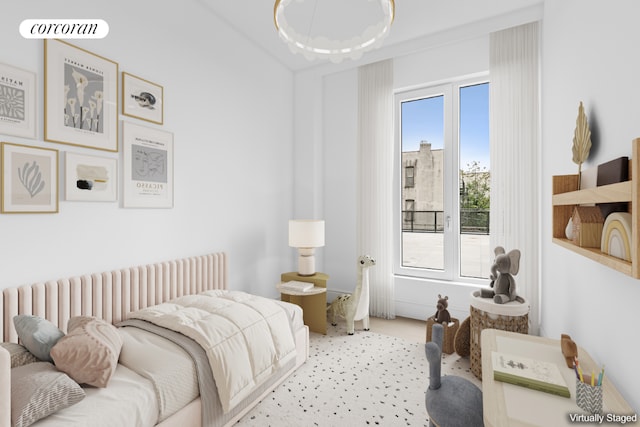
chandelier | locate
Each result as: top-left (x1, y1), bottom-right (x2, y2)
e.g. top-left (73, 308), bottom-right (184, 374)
top-left (273, 0), bottom-right (395, 63)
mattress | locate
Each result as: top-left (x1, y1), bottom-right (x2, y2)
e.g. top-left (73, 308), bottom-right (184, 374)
top-left (31, 364), bottom-right (159, 427)
top-left (29, 298), bottom-right (304, 426)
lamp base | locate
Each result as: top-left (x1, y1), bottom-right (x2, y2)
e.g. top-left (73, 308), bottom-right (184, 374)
top-left (297, 250), bottom-right (316, 276)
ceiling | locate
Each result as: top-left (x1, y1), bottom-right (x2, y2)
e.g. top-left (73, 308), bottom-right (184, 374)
top-left (199, 0), bottom-right (543, 72)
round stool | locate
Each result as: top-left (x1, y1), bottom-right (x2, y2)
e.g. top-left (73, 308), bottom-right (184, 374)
top-left (469, 291), bottom-right (529, 380)
top-left (425, 323), bottom-right (484, 427)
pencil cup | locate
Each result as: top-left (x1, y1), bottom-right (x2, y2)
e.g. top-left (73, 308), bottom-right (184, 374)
top-left (576, 378), bottom-right (603, 414)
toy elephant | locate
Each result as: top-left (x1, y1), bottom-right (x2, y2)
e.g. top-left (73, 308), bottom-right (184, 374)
top-left (480, 246), bottom-right (521, 304)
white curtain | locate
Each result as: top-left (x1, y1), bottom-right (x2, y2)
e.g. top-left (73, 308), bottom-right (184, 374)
top-left (357, 59), bottom-right (395, 319)
top-left (489, 22), bottom-right (541, 334)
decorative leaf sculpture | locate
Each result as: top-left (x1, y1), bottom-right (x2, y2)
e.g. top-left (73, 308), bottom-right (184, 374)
top-left (572, 101), bottom-right (592, 187)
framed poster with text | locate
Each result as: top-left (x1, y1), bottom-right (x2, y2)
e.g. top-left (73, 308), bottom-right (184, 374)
top-left (0, 63), bottom-right (37, 139)
top-left (44, 39), bottom-right (118, 152)
top-left (122, 121), bottom-right (173, 208)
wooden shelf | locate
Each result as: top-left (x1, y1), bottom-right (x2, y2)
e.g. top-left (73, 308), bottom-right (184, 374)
top-left (552, 181), bottom-right (632, 205)
top-left (551, 137), bottom-right (640, 278)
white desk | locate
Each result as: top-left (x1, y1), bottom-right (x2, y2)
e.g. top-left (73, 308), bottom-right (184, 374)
top-left (481, 329), bottom-right (637, 427)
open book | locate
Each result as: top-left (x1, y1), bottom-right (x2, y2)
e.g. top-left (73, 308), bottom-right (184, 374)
top-left (492, 351), bottom-right (570, 398)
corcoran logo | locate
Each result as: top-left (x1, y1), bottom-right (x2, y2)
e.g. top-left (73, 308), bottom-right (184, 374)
top-left (19, 19), bottom-right (109, 39)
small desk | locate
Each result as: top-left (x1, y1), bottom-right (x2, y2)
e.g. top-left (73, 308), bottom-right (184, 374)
top-left (279, 272), bottom-right (328, 335)
top-left (481, 329), bottom-right (637, 427)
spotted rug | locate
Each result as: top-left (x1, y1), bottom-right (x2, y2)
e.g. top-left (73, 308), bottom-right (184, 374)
top-left (236, 322), bottom-right (480, 426)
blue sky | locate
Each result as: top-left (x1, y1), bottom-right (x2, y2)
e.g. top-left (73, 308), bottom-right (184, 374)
top-left (401, 83), bottom-right (490, 171)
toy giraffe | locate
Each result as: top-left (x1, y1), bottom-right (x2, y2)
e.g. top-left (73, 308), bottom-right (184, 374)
top-left (327, 255), bottom-right (376, 335)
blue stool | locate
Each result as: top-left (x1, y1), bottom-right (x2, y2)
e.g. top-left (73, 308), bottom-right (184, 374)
top-left (425, 323), bottom-right (484, 427)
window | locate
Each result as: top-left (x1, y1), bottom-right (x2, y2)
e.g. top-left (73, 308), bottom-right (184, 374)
top-left (394, 79), bottom-right (490, 282)
top-left (404, 165), bottom-right (415, 187)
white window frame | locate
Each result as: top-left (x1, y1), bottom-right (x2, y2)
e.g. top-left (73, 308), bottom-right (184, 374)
top-left (393, 76), bottom-right (489, 285)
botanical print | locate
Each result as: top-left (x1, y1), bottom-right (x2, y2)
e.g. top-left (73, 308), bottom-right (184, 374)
top-left (45, 40), bottom-right (118, 151)
top-left (11, 152), bottom-right (51, 206)
top-left (64, 63), bottom-right (104, 132)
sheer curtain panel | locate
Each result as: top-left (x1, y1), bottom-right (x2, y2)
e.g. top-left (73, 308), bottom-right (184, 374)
top-left (489, 22), bottom-right (541, 334)
top-left (357, 59), bottom-right (395, 319)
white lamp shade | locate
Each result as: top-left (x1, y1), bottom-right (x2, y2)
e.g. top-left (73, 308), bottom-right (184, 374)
top-left (289, 220), bottom-right (325, 248)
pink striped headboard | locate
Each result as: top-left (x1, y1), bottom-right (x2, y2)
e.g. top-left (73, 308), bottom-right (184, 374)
top-left (1, 252), bottom-right (227, 343)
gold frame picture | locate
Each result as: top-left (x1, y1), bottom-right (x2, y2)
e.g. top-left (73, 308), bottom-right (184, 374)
top-left (122, 72), bottom-right (163, 125)
top-left (1, 142), bottom-right (59, 213)
top-left (44, 39), bottom-right (119, 152)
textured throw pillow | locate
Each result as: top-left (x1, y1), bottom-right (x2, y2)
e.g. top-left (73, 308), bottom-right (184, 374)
top-left (13, 315), bottom-right (65, 362)
top-left (50, 316), bottom-right (123, 388)
top-left (11, 362), bottom-right (85, 427)
top-left (0, 342), bottom-right (38, 368)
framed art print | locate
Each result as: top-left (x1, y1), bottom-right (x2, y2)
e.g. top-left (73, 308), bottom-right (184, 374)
top-left (0, 63), bottom-right (37, 139)
top-left (44, 39), bottom-right (118, 152)
top-left (122, 72), bottom-right (163, 124)
top-left (65, 152), bottom-right (117, 202)
top-left (1, 142), bottom-right (58, 213)
top-left (122, 121), bottom-right (173, 208)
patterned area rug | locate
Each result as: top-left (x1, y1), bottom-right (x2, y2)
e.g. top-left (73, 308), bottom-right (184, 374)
top-left (236, 322), bottom-right (480, 426)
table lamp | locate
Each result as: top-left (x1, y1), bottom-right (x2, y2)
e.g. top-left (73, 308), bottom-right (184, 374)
top-left (289, 219), bottom-right (324, 276)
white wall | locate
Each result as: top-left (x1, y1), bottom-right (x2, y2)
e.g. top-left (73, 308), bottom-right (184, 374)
top-left (0, 0), bottom-right (294, 296)
top-left (541, 0), bottom-right (640, 412)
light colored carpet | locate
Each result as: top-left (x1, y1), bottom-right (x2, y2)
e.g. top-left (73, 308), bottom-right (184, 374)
top-left (236, 321), bottom-right (480, 426)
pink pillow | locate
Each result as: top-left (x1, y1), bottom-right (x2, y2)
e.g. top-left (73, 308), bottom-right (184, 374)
top-left (51, 316), bottom-right (123, 388)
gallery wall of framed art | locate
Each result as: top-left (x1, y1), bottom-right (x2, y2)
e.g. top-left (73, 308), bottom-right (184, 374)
top-left (0, 38), bottom-right (171, 214)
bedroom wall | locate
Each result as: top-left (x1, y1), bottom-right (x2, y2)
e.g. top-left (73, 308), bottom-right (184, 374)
top-left (541, 0), bottom-right (640, 412)
top-left (0, 0), bottom-right (294, 295)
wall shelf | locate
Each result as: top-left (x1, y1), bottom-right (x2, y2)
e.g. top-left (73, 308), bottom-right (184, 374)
top-left (551, 137), bottom-right (639, 278)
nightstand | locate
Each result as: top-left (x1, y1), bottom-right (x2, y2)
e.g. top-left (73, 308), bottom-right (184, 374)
top-left (279, 272), bottom-right (328, 334)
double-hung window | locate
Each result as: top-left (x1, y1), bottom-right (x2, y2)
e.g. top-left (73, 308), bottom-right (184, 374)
top-left (394, 78), bottom-right (490, 283)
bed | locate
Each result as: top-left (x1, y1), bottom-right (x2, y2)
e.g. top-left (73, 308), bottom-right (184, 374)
top-left (0, 252), bottom-right (310, 427)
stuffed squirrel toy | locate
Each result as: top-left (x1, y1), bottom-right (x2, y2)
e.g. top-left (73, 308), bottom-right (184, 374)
top-left (433, 294), bottom-right (451, 324)
top-left (480, 246), bottom-right (521, 304)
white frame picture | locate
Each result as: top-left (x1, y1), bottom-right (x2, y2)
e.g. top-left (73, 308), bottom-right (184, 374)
top-left (122, 121), bottom-right (173, 208)
top-left (65, 152), bottom-right (117, 202)
top-left (0, 63), bottom-right (37, 139)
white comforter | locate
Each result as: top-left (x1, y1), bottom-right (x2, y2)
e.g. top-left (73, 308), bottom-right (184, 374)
top-left (128, 290), bottom-right (297, 413)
